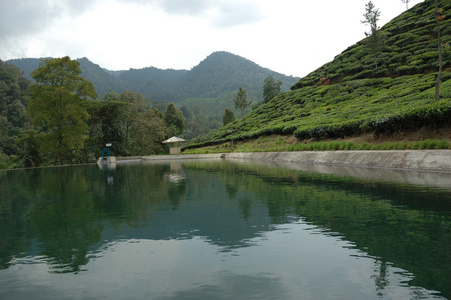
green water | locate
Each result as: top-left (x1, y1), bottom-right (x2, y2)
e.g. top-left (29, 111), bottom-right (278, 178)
top-left (0, 159), bottom-right (450, 299)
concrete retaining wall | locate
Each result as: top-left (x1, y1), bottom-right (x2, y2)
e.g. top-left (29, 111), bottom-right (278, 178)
top-left (224, 150), bottom-right (451, 172)
top-left (109, 150), bottom-right (451, 172)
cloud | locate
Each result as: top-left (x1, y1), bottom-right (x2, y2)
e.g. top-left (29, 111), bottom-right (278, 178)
top-left (0, 0), bottom-right (98, 58)
top-left (120, 0), bottom-right (263, 27)
top-left (0, 0), bottom-right (96, 37)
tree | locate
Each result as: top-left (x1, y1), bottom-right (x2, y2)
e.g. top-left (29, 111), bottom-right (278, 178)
top-left (222, 108), bottom-right (236, 126)
top-left (0, 60), bottom-right (31, 165)
top-left (16, 129), bottom-right (42, 168)
top-left (83, 100), bottom-right (128, 158)
top-left (361, 1), bottom-right (385, 67)
top-left (434, 0), bottom-right (445, 101)
top-left (233, 87), bottom-right (252, 117)
top-left (101, 88), bottom-right (119, 101)
top-left (130, 108), bottom-right (167, 155)
top-left (118, 91), bottom-right (146, 154)
top-left (28, 57), bottom-right (97, 165)
top-left (401, 0), bottom-right (410, 9)
top-left (164, 103), bottom-right (185, 136)
top-left (262, 76), bottom-right (282, 104)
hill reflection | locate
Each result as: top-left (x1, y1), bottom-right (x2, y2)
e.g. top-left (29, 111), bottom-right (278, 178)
top-left (0, 159), bottom-right (450, 298)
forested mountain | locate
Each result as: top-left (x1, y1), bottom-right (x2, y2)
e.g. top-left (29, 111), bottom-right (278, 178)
top-left (187, 0), bottom-right (451, 150)
top-left (118, 67), bottom-right (188, 102)
top-left (6, 52), bottom-right (299, 103)
top-left (178, 51), bottom-right (296, 99)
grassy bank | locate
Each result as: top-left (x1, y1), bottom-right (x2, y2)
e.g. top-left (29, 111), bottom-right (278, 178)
top-left (183, 132), bottom-right (451, 154)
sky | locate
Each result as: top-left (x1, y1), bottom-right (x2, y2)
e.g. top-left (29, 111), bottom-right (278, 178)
top-left (1, 0), bottom-right (424, 77)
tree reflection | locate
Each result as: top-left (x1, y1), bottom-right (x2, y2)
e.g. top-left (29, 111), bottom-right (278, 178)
top-left (183, 160), bottom-right (451, 298)
top-left (371, 260), bottom-right (390, 297)
top-left (0, 163), bottom-right (187, 273)
top-left (1, 160), bottom-right (450, 298)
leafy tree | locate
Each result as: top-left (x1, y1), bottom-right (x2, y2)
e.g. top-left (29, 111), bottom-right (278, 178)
top-left (101, 88), bottom-right (119, 101)
top-left (361, 1), bottom-right (385, 67)
top-left (223, 108), bottom-right (236, 126)
top-left (130, 108), bottom-right (167, 155)
top-left (262, 76), bottom-right (282, 104)
top-left (233, 87), bottom-right (252, 117)
top-left (0, 60), bottom-right (30, 115)
top-left (434, 0), bottom-right (445, 101)
top-left (0, 116), bottom-right (12, 154)
top-left (16, 129), bottom-right (42, 168)
top-left (183, 121), bottom-right (203, 140)
top-left (118, 91), bottom-right (146, 154)
top-left (164, 102), bottom-right (185, 136)
top-left (28, 57), bottom-right (97, 165)
top-left (0, 60), bottom-right (31, 164)
top-left (83, 100), bottom-right (127, 159)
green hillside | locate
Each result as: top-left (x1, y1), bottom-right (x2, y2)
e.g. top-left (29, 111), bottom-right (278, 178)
top-left (178, 51), bottom-right (297, 99)
top-left (186, 0), bottom-right (451, 150)
top-left (118, 67), bottom-right (188, 102)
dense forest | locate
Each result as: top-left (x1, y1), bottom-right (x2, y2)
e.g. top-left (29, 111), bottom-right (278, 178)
top-left (186, 0), bottom-right (451, 152)
top-left (0, 57), bottom-right (185, 168)
top-left (6, 52), bottom-right (299, 152)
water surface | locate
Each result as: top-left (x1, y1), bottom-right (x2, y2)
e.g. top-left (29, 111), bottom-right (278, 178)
top-left (0, 159), bottom-right (450, 299)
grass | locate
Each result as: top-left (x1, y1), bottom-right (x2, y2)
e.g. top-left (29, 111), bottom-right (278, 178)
top-left (182, 137), bottom-right (451, 154)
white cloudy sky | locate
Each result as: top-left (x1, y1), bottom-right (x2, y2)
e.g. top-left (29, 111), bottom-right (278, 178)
top-left (1, 0), bottom-right (424, 77)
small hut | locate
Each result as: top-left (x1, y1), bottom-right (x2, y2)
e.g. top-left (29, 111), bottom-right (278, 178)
top-left (162, 136), bottom-right (186, 154)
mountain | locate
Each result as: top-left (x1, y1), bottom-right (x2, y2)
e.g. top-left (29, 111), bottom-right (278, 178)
top-left (6, 52), bottom-right (299, 103)
top-left (178, 51), bottom-right (297, 99)
top-left (4, 57), bottom-right (47, 80)
top-left (188, 0), bottom-right (451, 148)
top-left (118, 67), bottom-right (188, 102)
top-left (6, 57), bottom-right (128, 97)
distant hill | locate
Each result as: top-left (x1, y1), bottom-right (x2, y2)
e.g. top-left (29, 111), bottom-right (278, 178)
top-left (6, 57), bottom-right (128, 97)
top-left (5, 57), bottom-right (47, 80)
top-left (118, 67), bottom-right (188, 102)
top-left (178, 51), bottom-right (297, 99)
top-left (188, 0), bottom-right (451, 148)
top-left (6, 52), bottom-right (299, 103)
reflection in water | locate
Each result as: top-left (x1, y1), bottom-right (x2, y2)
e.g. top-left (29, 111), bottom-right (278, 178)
top-left (99, 162), bottom-right (115, 185)
top-left (0, 159), bottom-right (450, 299)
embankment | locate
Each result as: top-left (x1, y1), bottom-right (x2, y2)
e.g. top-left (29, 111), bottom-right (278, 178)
top-left (224, 150), bottom-right (451, 172)
top-left (111, 150), bottom-right (451, 173)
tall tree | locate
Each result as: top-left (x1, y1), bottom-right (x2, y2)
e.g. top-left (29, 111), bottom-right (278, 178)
top-left (233, 87), bottom-right (252, 117)
top-left (164, 103), bottom-right (185, 136)
top-left (83, 100), bottom-right (127, 158)
top-left (28, 57), bottom-right (97, 165)
top-left (222, 108), bottom-right (236, 126)
top-left (130, 108), bottom-right (167, 155)
top-left (401, 0), bottom-right (410, 9)
top-left (361, 1), bottom-right (384, 67)
top-left (434, 0), bottom-right (445, 101)
top-left (262, 76), bottom-right (282, 104)
top-left (118, 91), bottom-right (146, 154)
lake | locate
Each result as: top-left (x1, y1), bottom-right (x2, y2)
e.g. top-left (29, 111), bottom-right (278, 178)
top-left (0, 159), bottom-right (450, 299)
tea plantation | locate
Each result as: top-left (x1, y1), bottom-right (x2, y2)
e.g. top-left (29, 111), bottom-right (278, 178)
top-left (185, 0), bottom-right (451, 151)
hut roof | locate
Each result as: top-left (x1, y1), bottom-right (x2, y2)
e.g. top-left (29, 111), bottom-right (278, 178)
top-left (162, 136), bottom-right (186, 144)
